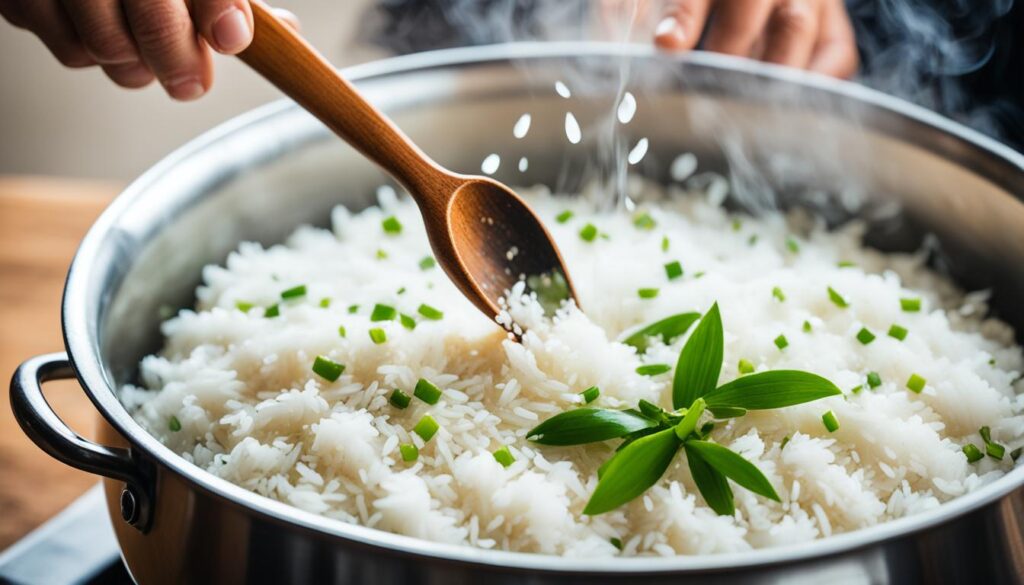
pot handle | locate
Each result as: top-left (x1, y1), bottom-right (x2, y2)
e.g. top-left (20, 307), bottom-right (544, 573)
top-left (10, 352), bottom-right (153, 531)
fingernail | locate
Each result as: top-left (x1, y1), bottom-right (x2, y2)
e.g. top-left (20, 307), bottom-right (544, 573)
top-left (654, 16), bottom-right (686, 46)
top-left (213, 7), bottom-right (252, 53)
top-left (166, 76), bottom-right (205, 101)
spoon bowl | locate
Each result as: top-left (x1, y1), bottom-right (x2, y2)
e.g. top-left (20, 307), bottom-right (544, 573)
top-left (443, 178), bottom-right (579, 318)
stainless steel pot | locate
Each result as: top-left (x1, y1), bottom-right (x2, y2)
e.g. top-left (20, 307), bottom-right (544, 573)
top-left (10, 43), bottom-right (1024, 584)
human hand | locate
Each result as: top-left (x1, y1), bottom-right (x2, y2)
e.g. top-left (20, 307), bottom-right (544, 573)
top-left (0, 0), bottom-right (297, 100)
top-left (652, 0), bottom-right (858, 78)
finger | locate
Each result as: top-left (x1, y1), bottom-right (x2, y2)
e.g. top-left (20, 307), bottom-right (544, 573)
top-left (192, 0), bottom-right (253, 55)
top-left (654, 0), bottom-right (712, 51)
top-left (103, 61), bottom-right (155, 88)
top-left (0, 0), bottom-right (29, 28)
top-left (809, 0), bottom-right (858, 78)
top-left (17, 0), bottom-right (94, 68)
top-left (61, 0), bottom-right (139, 65)
top-left (123, 0), bottom-right (212, 100)
top-left (761, 0), bottom-right (819, 68)
top-left (704, 0), bottom-right (776, 57)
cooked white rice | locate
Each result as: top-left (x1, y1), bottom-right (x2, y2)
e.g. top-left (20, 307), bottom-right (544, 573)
top-left (123, 179), bottom-right (1024, 556)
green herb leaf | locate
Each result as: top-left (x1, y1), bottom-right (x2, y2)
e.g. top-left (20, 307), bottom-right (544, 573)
top-left (621, 312), bottom-right (700, 353)
top-left (556, 210), bottom-right (574, 224)
top-left (673, 303), bottom-right (723, 409)
top-left (684, 440), bottom-right (780, 502)
top-left (684, 442), bottom-right (734, 516)
top-left (419, 256), bottom-right (436, 270)
top-left (527, 408), bottom-right (658, 446)
top-left (584, 428), bottom-right (680, 515)
top-left (704, 370), bottom-right (841, 410)
top-left (664, 261), bottom-right (683, 280)
top-left (708, 406), bottom-right (747, 419)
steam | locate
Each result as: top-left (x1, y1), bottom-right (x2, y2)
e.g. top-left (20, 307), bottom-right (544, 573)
top-left (359, 0), bottom-right (1020, 211)
top-left (851, 0), bottom-right (1018, 142)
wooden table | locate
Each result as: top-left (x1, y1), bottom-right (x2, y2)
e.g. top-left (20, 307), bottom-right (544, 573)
top-left (0, 177), bottom-right (119, 550)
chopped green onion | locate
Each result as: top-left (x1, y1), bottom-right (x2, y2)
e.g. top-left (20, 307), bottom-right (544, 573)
top-left (748, 234), bottom-right (759, 246)
top-left (556, 210), bottom-right (574, 223)
top-left (312, 355), bottom-right (345, 382)
top-left (731, 218), bottom-right (742, 231)
top-left (419, 256), bottom-right (436, 270)
top-left (235, 300), bottom-right (254, 312)
top-left (638, 288), bottom-right (659, 299)
top-left (822, 410), bottom-right (839, 433)
top-left (774, 334), bottom-right (789, 350)
top-left (400, 314), bottom-right (417, 330)
top-left (493, 446), bottom-right (516, 467)
top-left (413, 414), bottom-right (439, 442)
top-left (580, 223), bottom-right (598, 242)
top-left (636, 364), bottom-right (671, 376)
top-left (962, 444), bottom-right (983, 463)
top-left (382, 216), bottom-right (403, 234)
top-left (633, 212), bottom-right (656, 230)
top-left (837, 260), bottom-right (856, 268)
top-left (694, 271), bottom-right (705, 279)
top-left (987, 442), bottom-right (1006, 460)
top-left (580, 386), bottom-right (600, 404)
top-left (780, 435), bottom-right (791, 449)
top-left (347, 304), bottom-right (359, 314)
top-left (400, 443), bottom-right (419, 462)
top-left (738, 359), bottom-right (755, 375)
top-left (417, 304), bottom-right (444, 320)
top-left (906, 374), bottom-right (926, 393)
top-left (319, 297), bottom-right (331, 308)
top-left (772, 286), bottom-right (786, 302)
top-left (370, 304), bottom-right (397, 322)
top-left (785, 236), bottom-right (800, 253)
top-left (980, 426), bottom-right (993, 444)
top-left (802, 320), bottom-right (812, 333)
top-left (856, 327), bottom-right (876, 345)
top-left (1012, 447), bottom-right (1022, 462)
top-left (900, 297), bottom-right (922, 312)
top-left (264, 304), bottom-right (280, 318)
top-left (369, 327), bottom-right (387, 344)
top-left (396, 287), bottom-right (406, 295)
top-left (414, 379), bottom-right (442, 405)
top-left (867, 371), bottom-right (882, 388)
top-left (390, 389), bottom-right (411, 409)
top-left (850, 384), bottom-right (863, 395)
top-left (664, 261), bottom-right (683, 281)
top-left (376, 249), bottom-right (388, 260)
top-left (661, 236), bottom-right (670, 252)
top-left (610, 537), bottom-right (623, 551)
top-left (168, 415), bottom-right (181, 432)
top-left (827, 287), bottom-right (849, 308)
top-left (888, 324), bottom-right (908, 341)
top-left (281, 285), bottom-right (307, 299)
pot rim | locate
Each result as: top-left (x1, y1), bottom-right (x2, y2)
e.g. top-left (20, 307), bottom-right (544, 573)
top-left (63, 41), bottom-right (1024, 574)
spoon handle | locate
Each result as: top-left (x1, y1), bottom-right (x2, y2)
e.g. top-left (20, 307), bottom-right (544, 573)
top-left (238, 2), bottom-right (458, 208)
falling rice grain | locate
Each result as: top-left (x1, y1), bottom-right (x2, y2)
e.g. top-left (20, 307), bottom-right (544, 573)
top-left (565, 113), bottom-right (582, 144)
top-left (481, 154), bottom-right (500, 175)
top-left (617, 91), bottom-right (637, 124)
top-left (513, 114), bottom-right (531, 139)
top-left (627, 138), bottom-right (649, 165)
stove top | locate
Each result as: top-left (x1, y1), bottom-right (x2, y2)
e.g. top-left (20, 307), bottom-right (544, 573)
top-left (0, 485), bottom-right (132, 584)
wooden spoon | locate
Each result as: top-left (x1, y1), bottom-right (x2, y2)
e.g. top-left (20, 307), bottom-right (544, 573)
top-left (236, 2), bottom-right (578, 323)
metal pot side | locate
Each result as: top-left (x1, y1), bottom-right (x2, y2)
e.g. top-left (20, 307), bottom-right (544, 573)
top-left (10, 43), bottom-right (1024, 584)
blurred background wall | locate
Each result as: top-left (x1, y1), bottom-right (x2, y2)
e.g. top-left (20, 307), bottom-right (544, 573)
top-left (0, 0), bottom-right (380, 181)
